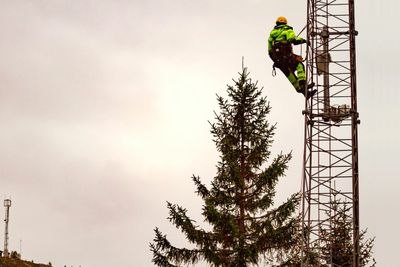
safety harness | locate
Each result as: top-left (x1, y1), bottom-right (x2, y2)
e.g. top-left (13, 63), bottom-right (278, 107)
top-left (270, 41), bottom-right (304, 77)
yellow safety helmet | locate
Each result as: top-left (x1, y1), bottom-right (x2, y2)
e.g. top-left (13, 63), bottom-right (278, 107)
top-left (276, 16), bottom-right (287, 24)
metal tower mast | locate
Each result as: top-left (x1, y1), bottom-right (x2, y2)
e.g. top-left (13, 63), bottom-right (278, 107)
top-left (300, 0), bottom-right (359, 266)
top-left (3, 199), bottom-right (12, 258)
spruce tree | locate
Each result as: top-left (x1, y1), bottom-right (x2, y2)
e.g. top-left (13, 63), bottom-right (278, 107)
top-left (150, 67), bottom-right (299, 266)
top-left (319, 204), bottom-right (376, 267)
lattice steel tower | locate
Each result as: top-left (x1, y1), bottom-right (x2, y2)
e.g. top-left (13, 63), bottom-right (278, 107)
top-left (300, 0), bottom-right (360, 266)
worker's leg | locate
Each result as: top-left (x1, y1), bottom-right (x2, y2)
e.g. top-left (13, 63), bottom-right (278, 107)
top-left (276, 59), bottom-right (317, 98)
top-left (277, 66), bottom-right (300, 91)
top-left (286, 72), bottom-right (300, 91)
top-left (296, 61), bottom-right (306, 82)
top-left (295, 60), bottom-right (317, 97)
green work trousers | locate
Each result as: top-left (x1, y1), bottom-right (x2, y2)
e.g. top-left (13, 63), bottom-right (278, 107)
top-left (279, 61), bottom-right (306, 92)
top-left (271, 52), bottom-right (306, 92)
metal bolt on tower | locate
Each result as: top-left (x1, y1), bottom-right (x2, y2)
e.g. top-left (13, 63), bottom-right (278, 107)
top-left (300, 0), bottom-right (359, 266)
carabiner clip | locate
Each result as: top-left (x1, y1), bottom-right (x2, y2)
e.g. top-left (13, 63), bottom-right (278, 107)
top-left (272, 65), bottom-right (277, 77)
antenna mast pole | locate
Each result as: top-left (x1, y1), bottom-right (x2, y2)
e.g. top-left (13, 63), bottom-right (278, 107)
top-left (3, 199), bottom-right (12, 258)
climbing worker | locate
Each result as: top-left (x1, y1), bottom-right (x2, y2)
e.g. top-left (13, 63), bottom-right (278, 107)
top-left (268, 16), bottom-right (316, 98)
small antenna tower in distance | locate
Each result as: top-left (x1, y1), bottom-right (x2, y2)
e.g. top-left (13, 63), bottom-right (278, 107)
top-left (3, 198), bottom-right (11, 257)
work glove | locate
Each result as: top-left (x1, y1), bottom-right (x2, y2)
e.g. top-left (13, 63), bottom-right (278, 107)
top-left (293, 39), bottom-right (307, 45)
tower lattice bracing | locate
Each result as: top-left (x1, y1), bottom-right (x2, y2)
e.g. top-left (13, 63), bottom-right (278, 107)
top-left (300, 0), bottom-right (359, 266)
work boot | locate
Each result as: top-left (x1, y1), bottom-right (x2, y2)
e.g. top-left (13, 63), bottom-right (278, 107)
top-left (299, 80), bottom-right (315, 90)
top-left (298, 81), bottom-right (316, 99)
top-left (307, 89), bottom-right (317, 99)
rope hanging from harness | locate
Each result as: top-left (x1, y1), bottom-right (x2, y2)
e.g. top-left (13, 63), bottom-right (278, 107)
top-left (300, 42), bottom-right (303, 58)
top-left (272, 64), bottom-right (276, 77)
top-left (298, 24), bottom-right (307, 59)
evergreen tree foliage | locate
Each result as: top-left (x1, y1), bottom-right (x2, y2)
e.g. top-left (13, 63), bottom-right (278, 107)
top-left (150, 68), bottom-right (299, 266)
top-left (319, 203), bottom-right (376, 267)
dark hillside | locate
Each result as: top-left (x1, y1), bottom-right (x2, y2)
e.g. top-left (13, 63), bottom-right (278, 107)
top-left (0, 257), bottom-right (50, 267)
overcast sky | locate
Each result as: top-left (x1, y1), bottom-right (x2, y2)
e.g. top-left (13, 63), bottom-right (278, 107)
top-left (0, 1), bottom-right (398, 266)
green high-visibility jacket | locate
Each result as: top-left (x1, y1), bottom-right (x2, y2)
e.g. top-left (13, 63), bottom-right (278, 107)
top-left (268, 24), bottom-right (305, 53)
